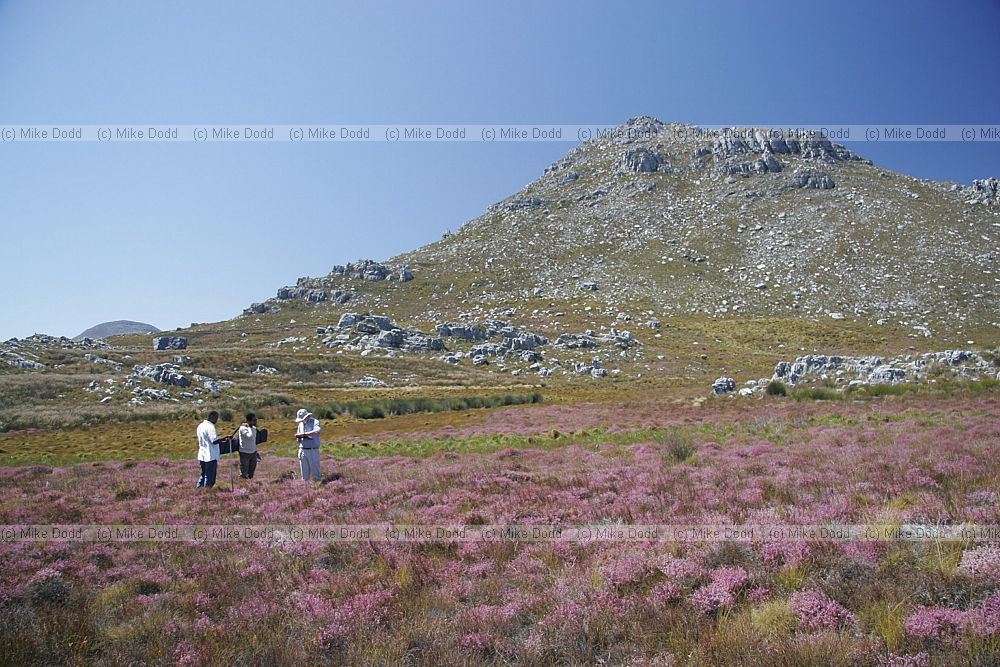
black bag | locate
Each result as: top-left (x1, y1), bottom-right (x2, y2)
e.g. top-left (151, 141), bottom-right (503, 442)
top-left (214, 435), bottom-right (239, 455)
top-left (254, 428), bottom-right (266, 461)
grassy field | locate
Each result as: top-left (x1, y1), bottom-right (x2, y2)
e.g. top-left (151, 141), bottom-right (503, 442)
top-left (1, 381), bottom-right (996, 465)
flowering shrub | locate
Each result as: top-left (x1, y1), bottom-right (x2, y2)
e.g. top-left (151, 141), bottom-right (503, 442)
top-left (656, 555), bottom-right (706, 581)
top-left (904, 606), bottom-right (969, 640)
top-left (690, 583), bottom-right (735, 615)
top-left (958, 545), bottom-right (1000, 581)
top-left (789, 590), bottom-right (856, 630)
top-left (649, 580), bottom-right (681, 606)
top-left (970, 591), bottom-right (1000, 637)
top-left (602, 552), bottom-right (652, 587)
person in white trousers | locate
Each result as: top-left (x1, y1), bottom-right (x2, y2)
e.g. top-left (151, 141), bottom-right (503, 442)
top-left (294, 408), bottom-right (322, 482)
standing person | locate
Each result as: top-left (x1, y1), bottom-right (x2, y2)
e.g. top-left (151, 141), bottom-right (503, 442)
top-left (237, 413), bottom-right (259, 480)
top-left (294, 408), bottom-right (322, 482)
top-left (196, 411), bottom-right (220, 488)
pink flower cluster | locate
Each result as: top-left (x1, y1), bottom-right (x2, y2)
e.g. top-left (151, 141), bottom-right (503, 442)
top-left (319, 585), bottom-right (396, 648)
top-left (602, 552), bottom-right (652, 587)
top-left (789, 590), bottom-right (856, 630)
top-left (689, 567), bottom-right (751, 615)
top-left (904, 591), bottom-right (1000, 640)
top-left (904, 606), bottom-right (969, 640)
top-left (958, 545), bottom-right (1000, 581)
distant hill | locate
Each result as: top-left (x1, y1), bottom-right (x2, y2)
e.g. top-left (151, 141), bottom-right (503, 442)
top-left (74, 320), bottom-right (160, 341)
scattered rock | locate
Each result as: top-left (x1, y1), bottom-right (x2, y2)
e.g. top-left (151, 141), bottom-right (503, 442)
top-left (276, 287), bottom-right (350, 304)
top-left (84, 354), bottom-right (122, 370)
top-left (712, 377), bottom-right (736, 395)
top-left (6, 357), bottom-right (45, 370)
top-left (354, 375), bottom-right (387, 388)
top-left (436, 323), bottom-right (488, 341)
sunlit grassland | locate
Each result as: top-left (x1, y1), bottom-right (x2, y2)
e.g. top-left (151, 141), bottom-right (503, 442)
top-left (2, 389), bottom-right (995, 467)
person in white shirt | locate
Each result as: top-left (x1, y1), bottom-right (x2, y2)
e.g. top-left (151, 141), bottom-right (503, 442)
top-left (196, 411), bottom-right (220, 488)
top-left (237, 413), bottom-right (259, 480)
top-left (294, 408), bottom-right (322, 482)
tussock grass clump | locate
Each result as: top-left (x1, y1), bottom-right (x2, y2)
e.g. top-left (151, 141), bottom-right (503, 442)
top-left (749, 599), bottom-right (795, 638)
top-left (112, 484), bottom-right (139, 501)
top-left (843, 378), bottom-right (999, 399)
top-left (858, 600), bottom-right (908, 651)
top-left (776, 564), bottom-right (808, 591)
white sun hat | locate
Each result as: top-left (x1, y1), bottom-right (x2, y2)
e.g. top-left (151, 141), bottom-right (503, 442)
top-left (295, 408), bottom-right (312, 423)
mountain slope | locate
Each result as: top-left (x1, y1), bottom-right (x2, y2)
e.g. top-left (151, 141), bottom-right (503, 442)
top-left (387, 117), bottom-right (997, 334)
top-left (263, 118), bottom-right (998, 345)
top-left (74, 320), bottom-right (160, 341)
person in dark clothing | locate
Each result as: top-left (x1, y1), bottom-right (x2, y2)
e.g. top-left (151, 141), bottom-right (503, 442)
top-left (237, 413), bottom-right (259, 480)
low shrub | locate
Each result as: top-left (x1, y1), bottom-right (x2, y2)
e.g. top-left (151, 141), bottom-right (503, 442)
top-left (792, 386), bottom-right (841, 401)
top-left (765, 380), bottom-right (788, 396)
top-left (661, 431), bottom-right (697, 464)
top-left (846, 384), bottom-right (917, 398)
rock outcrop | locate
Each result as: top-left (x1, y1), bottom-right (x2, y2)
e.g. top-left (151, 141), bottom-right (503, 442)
top-left (153, 336), bottom-right (188, 351)
top-left (328, 259), bottom-right (413, 283)
top-left (315, 313), bottom-right (446, 354)
top-left (276, 287), bottom-right (351, 303)
top-left (243, 302), bottom-right (279, 315)
top-left (771, 350), bottom-right (996, 387)
top-left (133, 363), bottom-right (191, 387)
top-left (968, 177), bottom-right (999, 204)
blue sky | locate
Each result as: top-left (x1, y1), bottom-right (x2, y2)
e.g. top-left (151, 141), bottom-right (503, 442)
top-left (1, 0), bottom-right (998, 339)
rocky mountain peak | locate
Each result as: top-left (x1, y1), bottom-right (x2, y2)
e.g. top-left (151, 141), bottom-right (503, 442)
top-left (238, 118), bottom-right (998, 339)
top-left (390, 118), bottom-right (998, 332)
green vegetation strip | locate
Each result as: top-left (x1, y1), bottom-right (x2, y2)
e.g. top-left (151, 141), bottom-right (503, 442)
top-left (288, 392), bottom-right (543, 421)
